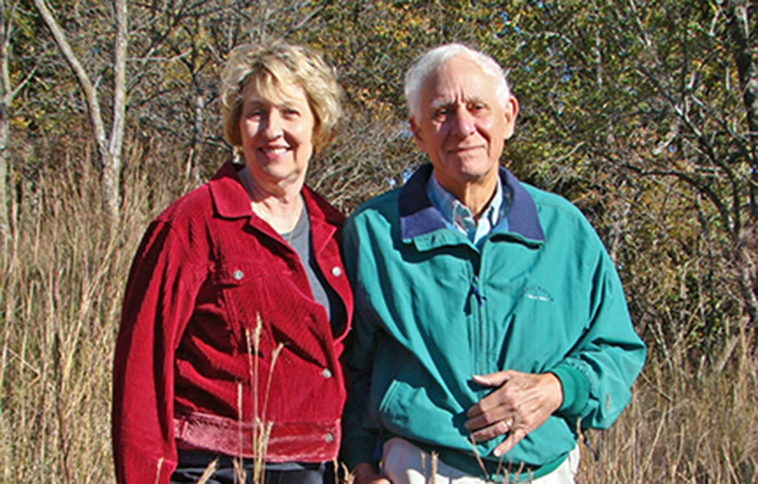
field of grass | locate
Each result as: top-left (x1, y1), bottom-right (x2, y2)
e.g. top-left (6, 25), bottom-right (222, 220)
top-left (1, 158), bottom-right (756, 483)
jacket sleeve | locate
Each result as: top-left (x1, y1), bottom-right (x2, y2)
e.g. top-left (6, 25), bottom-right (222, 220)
top-left (339, 214), bottom-right (383, 470)
top-left (550, 245), bottom-right (646, 430)
top-left (111, 220), bottom-right (204, 483)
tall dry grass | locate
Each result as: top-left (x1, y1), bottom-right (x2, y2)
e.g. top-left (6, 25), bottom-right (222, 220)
top-left (578, 329), bottom-right (758, 483)
top-left (1, 147), bottom-right (756, 482)
top-left (0, 144), bottom-right (179, 483)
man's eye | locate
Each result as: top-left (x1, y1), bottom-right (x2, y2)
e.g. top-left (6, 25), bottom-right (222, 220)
top-left (433, 109), bottom-right (449, 120)
top-left (283, 108), bottom-right (300, 117)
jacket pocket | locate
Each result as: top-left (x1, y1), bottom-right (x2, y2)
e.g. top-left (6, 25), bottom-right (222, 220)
top-left (212, 260), bottom-right (275, 356)
top-left (372, 340), bottom-right (406, 421)
top-left (374, 348), bottom-right (468, 449)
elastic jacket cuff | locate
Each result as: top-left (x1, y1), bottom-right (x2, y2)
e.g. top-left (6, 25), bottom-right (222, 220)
top-left (550, 364), bottom-right (590, 418)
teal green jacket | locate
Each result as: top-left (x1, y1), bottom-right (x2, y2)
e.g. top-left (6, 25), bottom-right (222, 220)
top-left (340, 165), bottom-right (646, 481)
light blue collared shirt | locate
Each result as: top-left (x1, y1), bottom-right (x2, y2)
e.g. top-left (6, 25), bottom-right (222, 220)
top-left (427, 174), bottom-right (511, 246)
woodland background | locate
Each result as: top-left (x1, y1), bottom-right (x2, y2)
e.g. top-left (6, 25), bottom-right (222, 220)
top-left (0, 0), bottom-right (757, 482)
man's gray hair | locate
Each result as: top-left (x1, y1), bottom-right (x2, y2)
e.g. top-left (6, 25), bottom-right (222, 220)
top-left (404, 43), bottom-right (511, 120)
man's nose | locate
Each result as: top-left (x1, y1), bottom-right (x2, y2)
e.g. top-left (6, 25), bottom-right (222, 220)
top-left (451, 108), bottom-right (475, 137)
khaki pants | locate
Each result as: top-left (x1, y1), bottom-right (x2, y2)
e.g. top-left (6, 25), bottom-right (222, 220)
top-left (381, 437), bottom-right (580, 484)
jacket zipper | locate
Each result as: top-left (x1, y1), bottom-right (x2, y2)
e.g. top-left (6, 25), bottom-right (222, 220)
top-left (472, 275), bottom-right (485, 377)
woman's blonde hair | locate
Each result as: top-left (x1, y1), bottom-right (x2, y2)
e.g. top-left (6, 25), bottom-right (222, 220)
top-left (221, 42), bottom-right (342, 153)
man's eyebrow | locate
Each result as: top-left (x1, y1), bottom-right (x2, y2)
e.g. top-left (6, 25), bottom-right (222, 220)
top-left (428, 96), bottom-right (488, 111)
top-left (464, 96), bottom-right (488, 105)
top-left (429, 98), bottom-right (455, 111)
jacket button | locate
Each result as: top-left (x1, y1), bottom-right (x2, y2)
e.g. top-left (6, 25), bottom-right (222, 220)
top-left (324, 433), bottom-right (334, 443)
top-left (322, 368), bottom-right (332, 379)
top-left (331, 266), bottom-right (342, 277)
top-left (232, 270), bottom-right (244, 280)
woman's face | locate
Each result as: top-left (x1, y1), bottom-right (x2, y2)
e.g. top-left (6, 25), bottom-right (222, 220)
top-left (239, 80), bottom-right (316, 189)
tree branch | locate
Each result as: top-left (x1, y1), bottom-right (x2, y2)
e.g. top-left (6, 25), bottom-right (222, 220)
top-left (32, 0), bottom-right (108, 163)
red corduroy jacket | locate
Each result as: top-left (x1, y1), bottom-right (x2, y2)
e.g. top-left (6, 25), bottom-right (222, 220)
top-left (112, 162), bottom-right (353, 484)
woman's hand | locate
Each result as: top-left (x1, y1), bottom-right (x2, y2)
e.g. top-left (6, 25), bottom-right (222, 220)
top-left (352, 462), bottom-right (392, 484)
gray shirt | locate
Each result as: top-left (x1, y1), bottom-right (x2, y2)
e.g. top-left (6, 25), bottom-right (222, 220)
top-left (281, 204), bottom-right (346, 335)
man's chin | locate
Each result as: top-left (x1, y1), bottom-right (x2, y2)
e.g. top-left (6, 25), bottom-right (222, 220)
top-left (456, 160), bottom-right (498, 181)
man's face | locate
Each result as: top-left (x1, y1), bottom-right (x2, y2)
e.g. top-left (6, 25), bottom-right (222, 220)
top-left (410, 56), bottom-right (518, 194)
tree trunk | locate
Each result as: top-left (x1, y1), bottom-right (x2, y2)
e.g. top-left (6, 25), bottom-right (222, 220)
top-left (0, 0), bottom-right (11, 256)
top-left (728, 0), bottom-right (758, 216)
top-left (107, 0), bottom-right (129, 224)
top-left (0, 97), bottom-right (8, 252)
top-left (728, 0), bottom-right (758, 326)
top-left (33, 0), bottom-right (129, 225)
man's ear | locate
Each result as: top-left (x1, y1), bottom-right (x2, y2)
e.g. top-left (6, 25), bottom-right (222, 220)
top-left (409, 117), bottom-right (427, 152)
top-left (502, 96), bottom-right (519, 140)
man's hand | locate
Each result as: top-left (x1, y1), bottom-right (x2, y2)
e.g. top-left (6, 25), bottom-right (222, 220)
top-left (464, 370), bottom-right (563, 457)
top-left (352, 462), bottom-right (392, 484)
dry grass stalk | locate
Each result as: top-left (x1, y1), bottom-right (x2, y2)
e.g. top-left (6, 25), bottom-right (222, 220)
top-left (429, 450), bottom-right (438, 484)
top-left (232, 316), bottom-right (282, 483)
top-left (342, 462), bottom-right (355, 484)
top-left (154, 457), bottom-right (164, 484)
top-left (233, 457), bottom-right (246, 484)
top-left (196, 457), bottom-right (219, 484)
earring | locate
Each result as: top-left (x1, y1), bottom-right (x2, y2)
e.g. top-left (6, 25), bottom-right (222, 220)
top-left (234, 146), bottom-right (244, 164)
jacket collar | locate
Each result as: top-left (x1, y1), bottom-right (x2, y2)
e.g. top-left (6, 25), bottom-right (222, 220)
top-left (208, 162), bottom-right (254, 219)
top-left (207, 161), bottom-right (345, 228)
top-left (399, 163), bottom-right (545, 243)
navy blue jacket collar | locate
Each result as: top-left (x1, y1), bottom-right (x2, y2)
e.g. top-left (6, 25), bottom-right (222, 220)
top-left (399, 164), bottom-right (545, 242)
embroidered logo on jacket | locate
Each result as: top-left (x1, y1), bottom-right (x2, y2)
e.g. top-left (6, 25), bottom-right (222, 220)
top-left (520, 285), bottom-right (553, 302)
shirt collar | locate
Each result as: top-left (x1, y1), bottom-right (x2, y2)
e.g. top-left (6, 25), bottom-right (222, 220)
top-left (399, 163), bottom-right (544, 243)
top-left (426, 174), bottom-right (508, 245)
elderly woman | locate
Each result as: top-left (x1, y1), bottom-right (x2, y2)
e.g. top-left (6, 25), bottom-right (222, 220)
top-left (112, 42), bottom-right (352, 484)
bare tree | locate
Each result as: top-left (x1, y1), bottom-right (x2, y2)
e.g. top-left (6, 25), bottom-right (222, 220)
top-left (31, 0), bottom-right (128, 223)
top-left (0, 0), bottom-right (39, 257)
top-left (727, 0), bottom-right (758, 325)
top-left (0, 0), bottom-right (13, 250)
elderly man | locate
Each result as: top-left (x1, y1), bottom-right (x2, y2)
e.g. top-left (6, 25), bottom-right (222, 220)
top-left (340, 44), bottom-right (646, 484)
